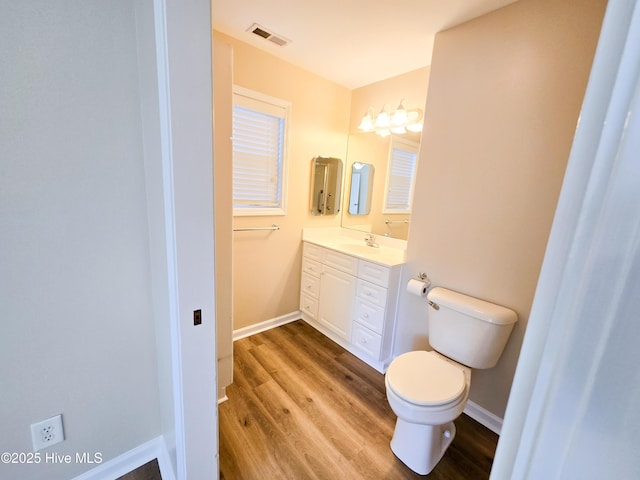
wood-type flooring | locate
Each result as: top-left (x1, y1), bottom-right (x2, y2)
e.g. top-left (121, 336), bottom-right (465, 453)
top-left (117, 459), bottom-right (162, 480)
top-left (219, 320), bottom-right (499, 479)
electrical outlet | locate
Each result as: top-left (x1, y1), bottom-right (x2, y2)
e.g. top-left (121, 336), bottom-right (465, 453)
top-left (31, 414), bottom-right (64, 451)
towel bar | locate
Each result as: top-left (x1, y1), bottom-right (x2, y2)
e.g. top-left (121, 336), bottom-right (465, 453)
top-left (233, 224), bottom-right (280, 232)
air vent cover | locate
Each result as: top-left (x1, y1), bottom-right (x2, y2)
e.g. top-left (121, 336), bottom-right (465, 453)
top-left (246, 23), bottom-right (291, 47)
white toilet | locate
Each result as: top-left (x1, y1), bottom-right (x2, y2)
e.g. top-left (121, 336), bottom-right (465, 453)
top-left (385, 287), bottom-right (517, 475)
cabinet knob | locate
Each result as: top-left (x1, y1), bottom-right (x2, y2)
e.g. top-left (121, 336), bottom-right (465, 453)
top-left (360, 338), bottom-right (367, 344)
top-left (365, 291), bottom-right (372, 296)
top-left (363, 313), bottom-right (369, 318)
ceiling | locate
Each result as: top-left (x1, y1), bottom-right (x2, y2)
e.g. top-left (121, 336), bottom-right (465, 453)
top-left (212, 0), bottom-right (518, 89)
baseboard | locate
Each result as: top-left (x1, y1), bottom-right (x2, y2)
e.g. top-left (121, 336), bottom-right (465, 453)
top-left (232, 311), bottom-right (301, 341)
top-left (217, 355), bottom-right (233, 403)
top-left (71, 436), bottom-right (175, 480)
top-left (464, 400), bottom-right (503, 435)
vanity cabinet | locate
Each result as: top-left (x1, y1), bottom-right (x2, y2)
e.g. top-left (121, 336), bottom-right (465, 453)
top-left (300, 241), bottom-right (403, 372)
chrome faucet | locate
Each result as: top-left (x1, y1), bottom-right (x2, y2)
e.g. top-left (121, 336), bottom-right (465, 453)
top-left (364, 234), bottom-right (380, 248)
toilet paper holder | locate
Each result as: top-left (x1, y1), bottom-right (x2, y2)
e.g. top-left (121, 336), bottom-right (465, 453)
top-left (416, 273), bottom-right (440, 310)
top-left (417, 272), bottom-right (431, 285)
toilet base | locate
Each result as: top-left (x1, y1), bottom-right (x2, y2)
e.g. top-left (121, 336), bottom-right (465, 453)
top-left (390, 419), bottom-right (456, 475)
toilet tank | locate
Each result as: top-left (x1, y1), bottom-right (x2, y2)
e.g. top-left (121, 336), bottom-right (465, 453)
top-left (427, 287), bottom-right (518, 369)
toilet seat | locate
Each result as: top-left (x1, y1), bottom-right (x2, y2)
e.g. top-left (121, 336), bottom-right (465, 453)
top-left (386, 351), bottom-right (466, 407)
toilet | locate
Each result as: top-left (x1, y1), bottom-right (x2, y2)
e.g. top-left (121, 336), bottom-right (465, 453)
top-left (385, 287), bottom-right (517, 475)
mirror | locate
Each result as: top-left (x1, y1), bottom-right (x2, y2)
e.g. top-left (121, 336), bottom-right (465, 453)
top-left (310, 156), bottom-right (343, 216)
top-left (348, 163), bottom-right (374, 215)
top-left (341, 132), bottom-right (421, 239)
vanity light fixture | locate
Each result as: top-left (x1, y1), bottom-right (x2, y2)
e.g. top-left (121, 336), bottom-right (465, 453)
top-left (406, 122), bottom-right (423, 133)
top-left (392, 99), bottom-right (408, 125)
top-left (358, 98), bottom-right (423, 136)
top-left (374, 104), bottom-right (391, 128)
top-left (357, 107), bottom-right (375, 131)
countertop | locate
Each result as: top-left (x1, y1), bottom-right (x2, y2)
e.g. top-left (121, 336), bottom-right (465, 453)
top-left (302, 229), bottom-right (406, 267)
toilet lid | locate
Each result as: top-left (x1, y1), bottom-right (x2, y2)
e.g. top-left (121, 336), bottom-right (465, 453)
top-left (386, 351), bottom-right (466, 406)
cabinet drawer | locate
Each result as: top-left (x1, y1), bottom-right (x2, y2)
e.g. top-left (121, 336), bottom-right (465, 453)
top-left (302, 257), bottom-right (322, 277)
top-left (354, 299), bottom-right (384, 334)
top-left (324, 249), bottom-right (358, 275)
top-left (301, 271), bottom-right (320, 298)
top-left (303, 242), bottom-right (323, 262)
top-left (351, 322), bottom-right (382, 359)
top-left (358, 261), bottom-right (390, 288)
top-left (300, 292), bottom-right (319, 319)
top-left (356, 279), bottom-right (388, 309)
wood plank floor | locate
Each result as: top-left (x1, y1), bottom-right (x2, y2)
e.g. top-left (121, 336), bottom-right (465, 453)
top-left (219, 320), bottom-right (499, 479)
top-left (117, 459), bottom-right (162, 480)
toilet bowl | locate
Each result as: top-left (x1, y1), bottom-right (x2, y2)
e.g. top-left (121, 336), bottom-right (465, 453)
top-left (385, 350), bottom-right (470, 475)
top-left (385, 287), bottom-right (518, 475)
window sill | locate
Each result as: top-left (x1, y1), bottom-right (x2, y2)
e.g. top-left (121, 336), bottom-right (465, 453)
top-left (233, 207), bottom-right (286, 217)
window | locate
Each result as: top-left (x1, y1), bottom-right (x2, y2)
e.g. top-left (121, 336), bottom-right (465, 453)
top-left (383, 136), bottom-right (419, 214)
top-left (232, 86), bottom-right (289, 216)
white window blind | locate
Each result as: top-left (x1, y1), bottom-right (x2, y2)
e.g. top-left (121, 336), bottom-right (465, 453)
top-left (384, 137), bottom-right (418, 213)
top-left (232, 87), bottom-right (289, 216)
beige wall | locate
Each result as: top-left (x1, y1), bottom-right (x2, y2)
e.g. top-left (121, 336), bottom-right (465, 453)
top-left (213, 39), bottom-right (234, 396)
top-left (396, 0), bottom-right (606, 418)
top-left (214, 32), bottom-right (351, 329)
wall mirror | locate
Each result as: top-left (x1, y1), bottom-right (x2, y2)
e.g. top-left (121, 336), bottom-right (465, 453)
top-left (341, 131), bottom-right (421, 239)
top-left (310, 156), bottom-right (343, 216)
top-left (348, 163), bottom-right (374, 215)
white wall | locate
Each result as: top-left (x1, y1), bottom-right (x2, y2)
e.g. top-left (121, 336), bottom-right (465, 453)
top-left (135, 0), bottom-right (178, 471)
top-left (161, 0), bottom-right (218, 476)
top-left (493, 0), bottom-right (640, 477)
top-left (0, 1), bottom-right (161, 478)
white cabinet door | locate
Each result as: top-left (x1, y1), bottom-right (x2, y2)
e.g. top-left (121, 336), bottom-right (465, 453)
top-left (318, 265), bottom-right (356, 339)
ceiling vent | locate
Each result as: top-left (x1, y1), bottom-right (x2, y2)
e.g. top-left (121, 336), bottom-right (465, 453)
top-left (246, 23), bottom-right (291, 47)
